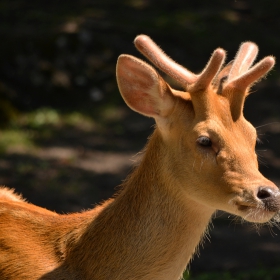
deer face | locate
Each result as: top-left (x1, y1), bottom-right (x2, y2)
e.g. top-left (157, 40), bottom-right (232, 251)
top-left (116, 35), bottom-right (280, 223)
top-left (164, 89), bottom-right (279, 223)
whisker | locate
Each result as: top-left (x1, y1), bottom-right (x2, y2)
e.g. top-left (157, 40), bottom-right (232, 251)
top-left (256, 122), bottom-right (280, 129)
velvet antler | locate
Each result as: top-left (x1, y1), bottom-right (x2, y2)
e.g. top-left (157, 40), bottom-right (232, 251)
top-left (134, 35), bottom-right (275, 120)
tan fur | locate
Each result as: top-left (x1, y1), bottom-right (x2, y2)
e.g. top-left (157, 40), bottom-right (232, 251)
top-left (0, 35), bottom-right (278, 280)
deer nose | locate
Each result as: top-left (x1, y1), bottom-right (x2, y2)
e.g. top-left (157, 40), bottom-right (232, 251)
top-left (257, 187), bottom-right (276, 200)
top-left (257, 186), bottom-right (280, 212)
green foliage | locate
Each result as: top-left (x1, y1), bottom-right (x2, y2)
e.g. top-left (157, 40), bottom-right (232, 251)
top-left (0, 129), bottom-right (34, 153)
top-left (18, 107), bottom-right (94, 129)
top-left (0, 108), bottom-right (96, 153)
top-left (23, 108), bottom-right (60, 128)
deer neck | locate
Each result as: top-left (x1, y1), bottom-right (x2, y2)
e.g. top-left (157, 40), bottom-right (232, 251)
top-left (66, 130), bottom-right (214, 280)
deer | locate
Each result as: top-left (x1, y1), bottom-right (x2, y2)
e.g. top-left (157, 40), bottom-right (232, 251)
top-left (0, 35), bottom-right (279, 280)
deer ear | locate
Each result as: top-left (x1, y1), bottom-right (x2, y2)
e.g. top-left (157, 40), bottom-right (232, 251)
top-left (116, 55), bottom-right (174, 118)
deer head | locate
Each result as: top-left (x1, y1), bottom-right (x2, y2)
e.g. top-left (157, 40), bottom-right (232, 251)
top-left (116, 35), bottom-right (280, 224)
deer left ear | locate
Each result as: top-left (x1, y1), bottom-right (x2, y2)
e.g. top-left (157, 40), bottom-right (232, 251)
top-left (116, 54), bottom-right (175, 119)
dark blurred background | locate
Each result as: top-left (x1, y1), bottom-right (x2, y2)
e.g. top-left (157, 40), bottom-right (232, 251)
top-left (1, 0), bottom-right (280, 278)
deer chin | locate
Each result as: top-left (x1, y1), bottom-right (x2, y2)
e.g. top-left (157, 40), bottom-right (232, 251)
top-left (235, 203), bottom-right (276, 223)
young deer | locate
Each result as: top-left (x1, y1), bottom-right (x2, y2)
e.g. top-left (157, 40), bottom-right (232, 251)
top-left (0, 35), bottom-right (279, 280)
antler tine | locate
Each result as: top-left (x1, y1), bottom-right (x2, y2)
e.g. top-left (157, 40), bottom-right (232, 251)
top-left (227, 42), bottom-right (258, 82)
top-left (193, 48), bottom-right (226, 91)
top-left (225, 56), bottom-right (275, 92)
top-left (134, 35), bottom-right (197, 87)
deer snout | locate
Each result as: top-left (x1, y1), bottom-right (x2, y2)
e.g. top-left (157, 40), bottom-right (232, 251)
top-left (257, 186), bottom-right (280, 212)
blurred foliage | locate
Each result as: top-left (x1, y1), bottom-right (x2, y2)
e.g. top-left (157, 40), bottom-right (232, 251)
top-left (0, 0), bottom-right (280, 123)
top-left (0, 129), bottom-right (33, 153)
top-left (0, 108), bottom-right (94, 152)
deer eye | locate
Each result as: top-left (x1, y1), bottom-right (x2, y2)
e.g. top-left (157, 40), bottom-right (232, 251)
top-left (197, 136), bottom-right (212, 147)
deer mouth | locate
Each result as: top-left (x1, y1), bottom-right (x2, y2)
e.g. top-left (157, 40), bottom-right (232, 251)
top-left (236, 199), bottom-right (280, 212)
top-left (231, 186), bottom-right (280, 222)
top-left (235, 202), bottom-right (277, 223)
top-left (237, 203), bottom-right (254, 212)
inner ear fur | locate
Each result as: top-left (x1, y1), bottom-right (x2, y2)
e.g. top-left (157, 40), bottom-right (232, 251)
top-left (116, 54), bottom-right (175, 118)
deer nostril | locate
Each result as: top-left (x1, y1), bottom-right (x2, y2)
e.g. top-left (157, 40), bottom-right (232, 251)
top-left (257, 187), bottom-right (276, 200)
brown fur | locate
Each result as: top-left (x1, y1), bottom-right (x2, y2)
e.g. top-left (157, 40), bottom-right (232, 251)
top-left (0, 35), bottom-right (278, 279)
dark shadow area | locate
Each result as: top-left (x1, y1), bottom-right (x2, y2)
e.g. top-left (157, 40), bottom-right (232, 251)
top-left (0, 152), bottom-right (128, 212)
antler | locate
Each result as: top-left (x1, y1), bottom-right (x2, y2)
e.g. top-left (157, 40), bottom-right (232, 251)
top-left (225, 56), bottom-right (275, 93)
top-left (134, 35), bottom-right (275, 94)
top-left (227, 42), bottom-right (258, 81)
top-left (225, 41), bottom-right (275, 92)
top-left (134, 35), bottom-right (275, 120)
top-left (134, 35), bottom-right (197, 85)
top-left (134, 35), bottom-right (226, 90)
top-left (220, 42), bottom-right (275, 120)
top-left (193, 48), bottom-right (225, 91)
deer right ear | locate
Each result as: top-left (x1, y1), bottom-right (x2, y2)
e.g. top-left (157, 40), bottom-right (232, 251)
top-left (116, 54), bottom-right (174, 118)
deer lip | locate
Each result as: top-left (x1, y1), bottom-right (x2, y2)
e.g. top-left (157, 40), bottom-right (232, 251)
top-left (237, 202), bottom-right (278, 214)
top-left (236, 203), bottom-right (258, 212)
top-left (237, 204), bottom-right (252, 212)
top-left (236, 203), bottom-right (277, 223)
